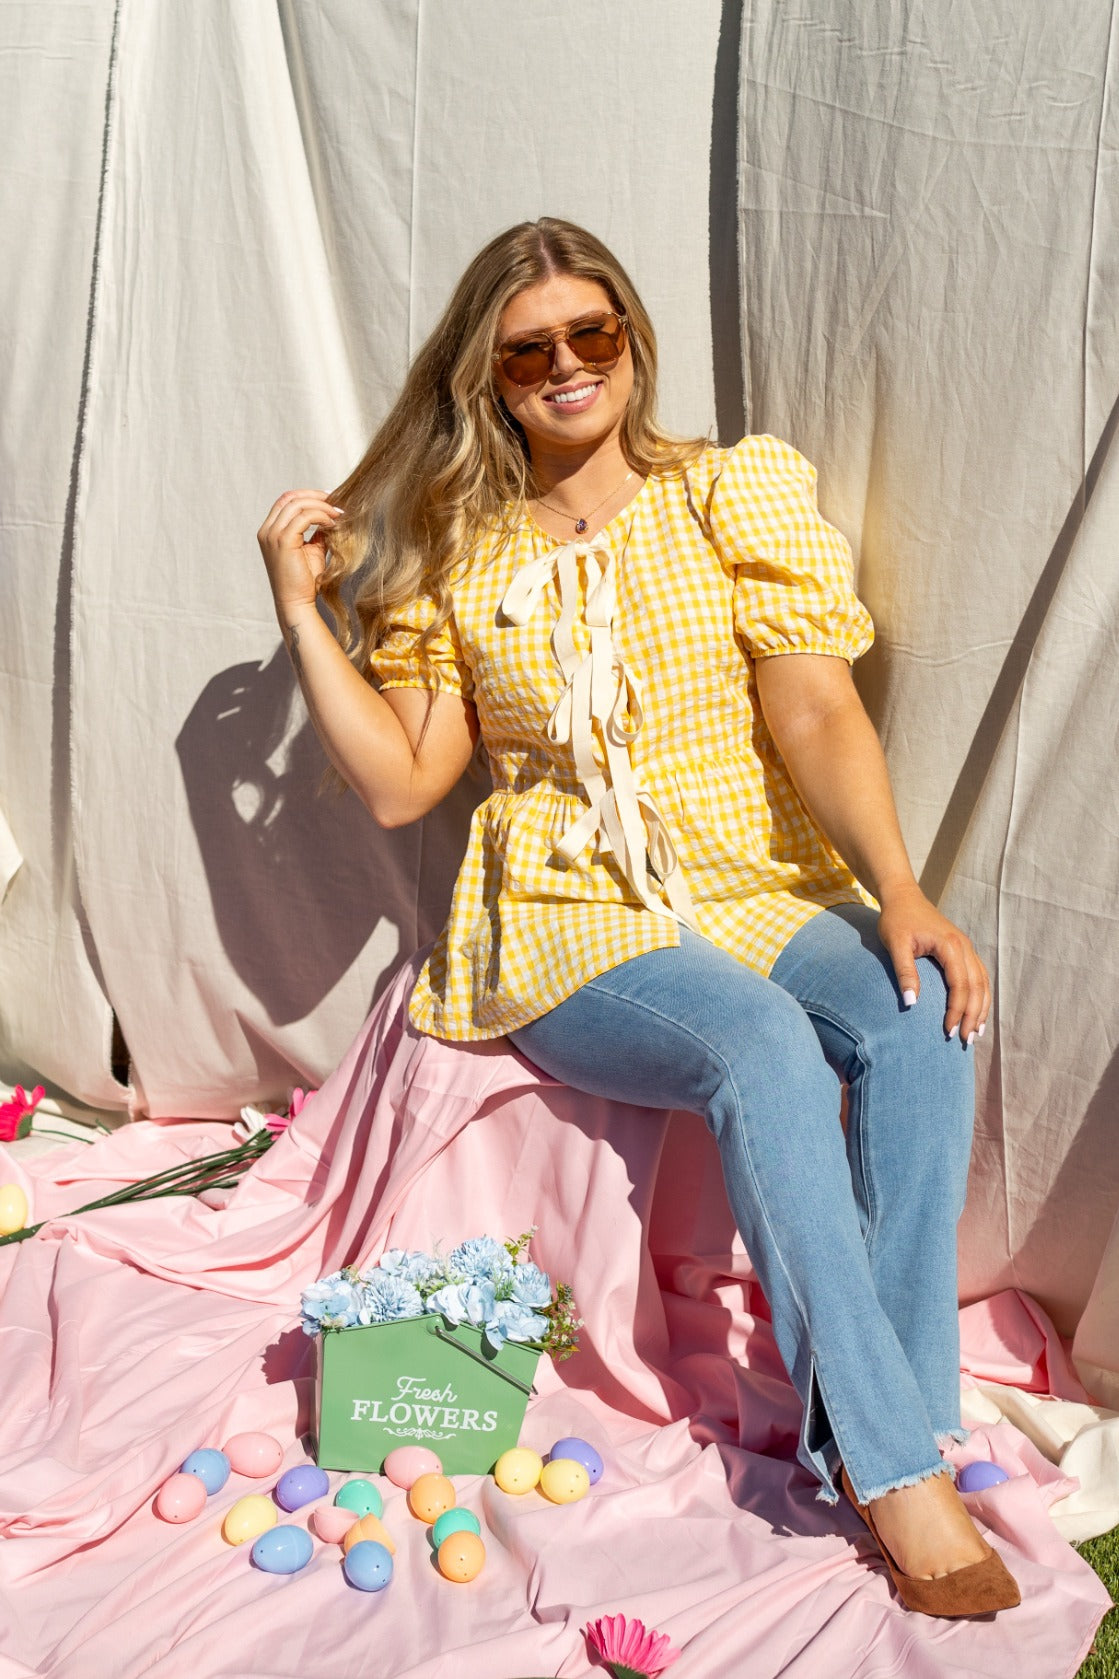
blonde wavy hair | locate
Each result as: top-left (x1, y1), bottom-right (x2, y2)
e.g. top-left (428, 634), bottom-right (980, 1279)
top-left (319, 217), bottom-right (708, 675)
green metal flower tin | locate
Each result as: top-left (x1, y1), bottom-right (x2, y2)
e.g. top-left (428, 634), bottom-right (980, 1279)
top-left (314, 1315), bottom-right (541, 1476)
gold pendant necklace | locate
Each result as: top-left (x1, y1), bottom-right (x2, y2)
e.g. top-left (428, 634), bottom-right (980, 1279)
top-left (533, 470), bottom-right (634, 535)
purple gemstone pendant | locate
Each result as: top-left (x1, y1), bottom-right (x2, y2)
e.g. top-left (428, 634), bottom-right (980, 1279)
top-left (575, 518), bottom-right (588, 534)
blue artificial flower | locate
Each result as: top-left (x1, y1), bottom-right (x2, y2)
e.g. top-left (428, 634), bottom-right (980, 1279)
top-left (510, 1262), bottom-right (552, 1309)
top-left (425, 1279), bottom-right (498, 1330)
top-left (299, 1271), bottom-right (367, 1335)
top-left (448, 1236), bottom-right (515, 1288)
top-left (359, 1271), bottom-right (424, 1324)
top-left (490, 1299), bottom-right (550, 1347)
top-left (376, 1247), bottom-right (441, 1288)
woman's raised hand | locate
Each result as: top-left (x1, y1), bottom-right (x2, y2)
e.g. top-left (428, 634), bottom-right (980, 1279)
top-left (256, 490), bottom-right (345, 615)
top-left (876, 882), bottom-right (991, 1045)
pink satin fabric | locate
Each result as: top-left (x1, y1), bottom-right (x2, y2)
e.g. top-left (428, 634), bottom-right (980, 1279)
top-left (0, 957), bottom-right (1108, 1677)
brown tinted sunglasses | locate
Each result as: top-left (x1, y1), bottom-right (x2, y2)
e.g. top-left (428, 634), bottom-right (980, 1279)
top-left (493, 312), bottom-right (628, 387)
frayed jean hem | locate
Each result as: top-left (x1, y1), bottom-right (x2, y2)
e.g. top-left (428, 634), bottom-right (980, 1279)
top-left (832, 1458), bottom-right (956, 1507)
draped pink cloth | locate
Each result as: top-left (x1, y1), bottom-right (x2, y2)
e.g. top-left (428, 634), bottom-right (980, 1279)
top-left (0, 957), bottom-right (1108, 1678)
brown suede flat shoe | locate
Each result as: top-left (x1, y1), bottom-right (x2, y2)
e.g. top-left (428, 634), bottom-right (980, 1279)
top-left (840, 1467), bottom-right (1021, 1617)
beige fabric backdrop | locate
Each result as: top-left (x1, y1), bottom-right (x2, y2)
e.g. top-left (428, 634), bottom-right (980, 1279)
top-left (2, 4), bottom-right (1115, 1389)
top-left (736, 5), bottom-right (1119, 1377)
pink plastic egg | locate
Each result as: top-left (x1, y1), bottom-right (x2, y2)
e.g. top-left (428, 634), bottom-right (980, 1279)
top-left (223, 1431), bottom-right (284, 1478)
top-left (384, 1446), bottom-right (443, 1489)
top-left (155, 1471), bottom-right (208, 1523)
top-left (310, 1503), bottom-right (358, 1544)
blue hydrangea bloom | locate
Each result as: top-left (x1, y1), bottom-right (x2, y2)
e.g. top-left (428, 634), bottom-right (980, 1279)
top-left (425, 1279), bottom-right (498, 1329)
top-left (359, 1271), bottom-right (424, 1324)
top-left (510, 1262), bottom-right (552, 1309)
top-left (377, 1248), bottom-right (441, 1288)
top-left (490, 1300), bottom-right (550, 1348)
top-left (448, 1237), bottom-right (514, 1287)
top-left (299, 1272), bottom-right (367, 1335)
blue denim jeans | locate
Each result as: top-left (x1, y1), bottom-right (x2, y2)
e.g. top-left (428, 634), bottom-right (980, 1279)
top-left (509, 904), bottom-right (974, 1505)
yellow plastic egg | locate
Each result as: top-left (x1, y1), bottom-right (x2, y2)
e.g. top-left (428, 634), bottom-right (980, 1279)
top-left (341, 1512), bottom-right (396, 1555)
top-left (538, 1457), bottom-right (590, 1504)
top-left (437, 1528), bottom-right (485, 1582)
top-left (0, 1184), bottom-right (29, 1237)
top-left (493, 1447), bottom-right (543, 1495)
top-left (407, 1472), bottom-right (456, 1523)
top-left (221, 1494), bottom-right (277, 1545)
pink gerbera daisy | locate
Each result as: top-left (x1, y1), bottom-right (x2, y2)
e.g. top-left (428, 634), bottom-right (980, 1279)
top-left (584, 1614), bottom-right (681, 1679)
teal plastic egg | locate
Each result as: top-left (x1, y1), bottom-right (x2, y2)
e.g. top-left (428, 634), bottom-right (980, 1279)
top-left (431, 1507), bottom-right (481, 1548)
top-left (334, 1478), bottom-right (383, 1518)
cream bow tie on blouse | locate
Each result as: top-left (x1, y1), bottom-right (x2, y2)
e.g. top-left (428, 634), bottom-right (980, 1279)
top-left (499, 539), bottom-right (700, 933)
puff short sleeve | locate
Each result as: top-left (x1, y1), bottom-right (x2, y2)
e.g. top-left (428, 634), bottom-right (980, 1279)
top-left (367, 593), bottom-right (474, 701)
top-left (708, 435), bottom-right (874, 664)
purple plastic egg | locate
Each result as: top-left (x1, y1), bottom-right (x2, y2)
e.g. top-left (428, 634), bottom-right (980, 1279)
top-left (957, 1459), bottom-right (1009, 1494)
top-left (549, 1436), bottom-right (603, 1484)
top-left (154, 1471), bottom-right (208, 1523)
top-left (275, 1464), bottom-right (330, 1511)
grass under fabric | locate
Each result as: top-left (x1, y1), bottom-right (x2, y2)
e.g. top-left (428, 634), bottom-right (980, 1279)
top-left (1077, 1527), bottom-right (1119, 1676)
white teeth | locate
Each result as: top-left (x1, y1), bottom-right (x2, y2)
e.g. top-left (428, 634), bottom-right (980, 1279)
top-left (548, 385), bottom-right (596, 404)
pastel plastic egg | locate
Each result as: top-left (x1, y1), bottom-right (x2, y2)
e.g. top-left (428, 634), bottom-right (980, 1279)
top-left (0, 1184), bottom-right (29, 1237)
top-left (154, 1471), bottom-right (208, 1523)
top-left (222, 1494), bottom-right (278, 1545)
top-left (493, 1447), bottom-right (543, 1494)
top-left (343, 1539), bottom-right (394, 1591)
top-left (341, 1512), bottom-right (396, 1555)
top-left (223, 1432), bottom-right (284, 1478)
top-left (311, 1503), bottom-right (358, 1544)
top-left (251, 1524), bottom-right (313, 1575)
top-left (437, 1529), bottom-right (486, 1582)
top-left (538, 1458), bottom-right (590, 1504)
top-left (180, 1448), bottom-right (231, 1495)
top-left (275, 1464), bottom-right (330, 1511)
top-left (384, 1446), bottom-right (442, 1489)
top-left (549, 1436), bottom-right (603, 1485)
top-left (431, 1507), bottom-right (482, 1548)
top-left (957, 1459), bottom-right (1010, 1494)
top-left (408, 1472), bottom-right (456, 1523)
top-left (334, 1478), bottom-right (383, 1518)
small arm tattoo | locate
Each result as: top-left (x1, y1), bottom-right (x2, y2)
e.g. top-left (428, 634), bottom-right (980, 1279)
top-left (287, 623), bottom-right (304, 678)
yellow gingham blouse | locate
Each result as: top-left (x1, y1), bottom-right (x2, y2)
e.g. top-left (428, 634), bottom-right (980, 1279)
top-left (370, 435), bottom-right (876, 1041)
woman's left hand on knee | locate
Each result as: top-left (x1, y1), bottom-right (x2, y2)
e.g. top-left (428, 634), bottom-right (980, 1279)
top-left (876, 884), bottom-right (990, 1045)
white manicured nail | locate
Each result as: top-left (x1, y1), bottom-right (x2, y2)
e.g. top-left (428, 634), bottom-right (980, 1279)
top-left (966, 1031), bottom-right (976, 1046)
top-left (978, 1022), bottom-right (986, 1038)
top-left (902, 988), bottom-right (917, 1008)
top-left (948, 1024), bottom-right (959, 1040)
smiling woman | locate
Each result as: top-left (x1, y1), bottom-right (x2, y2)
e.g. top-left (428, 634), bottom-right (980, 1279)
top-left (255, 217), bottom-right (1015, 1618)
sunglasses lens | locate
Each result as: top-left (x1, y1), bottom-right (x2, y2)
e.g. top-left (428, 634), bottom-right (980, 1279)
top-left (568, 319), bottom-right (624, 366)
top-left (500, 342), bottom-right (554, 386)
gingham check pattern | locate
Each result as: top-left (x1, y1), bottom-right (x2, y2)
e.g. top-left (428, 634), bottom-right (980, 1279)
top-left (371, 436), bottom-right (875, 1041)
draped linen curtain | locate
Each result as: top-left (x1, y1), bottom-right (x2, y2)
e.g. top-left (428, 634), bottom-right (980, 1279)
top-left (1, 1), bottom-right (1115, 1387)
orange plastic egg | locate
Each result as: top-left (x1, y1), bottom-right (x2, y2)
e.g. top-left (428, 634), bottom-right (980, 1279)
top-left (437, 1528), bottom-right (486, 1582)
top-left (408, 1472), bottom-right (455, 1523)
top-left (341, 1512), bottom-right (396, 1555)
top-left (538, 1458), bottom-right (590, 1504)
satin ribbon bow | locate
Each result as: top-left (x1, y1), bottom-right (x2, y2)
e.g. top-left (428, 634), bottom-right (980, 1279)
top-left (500, 541), bottom-right (698, 931)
